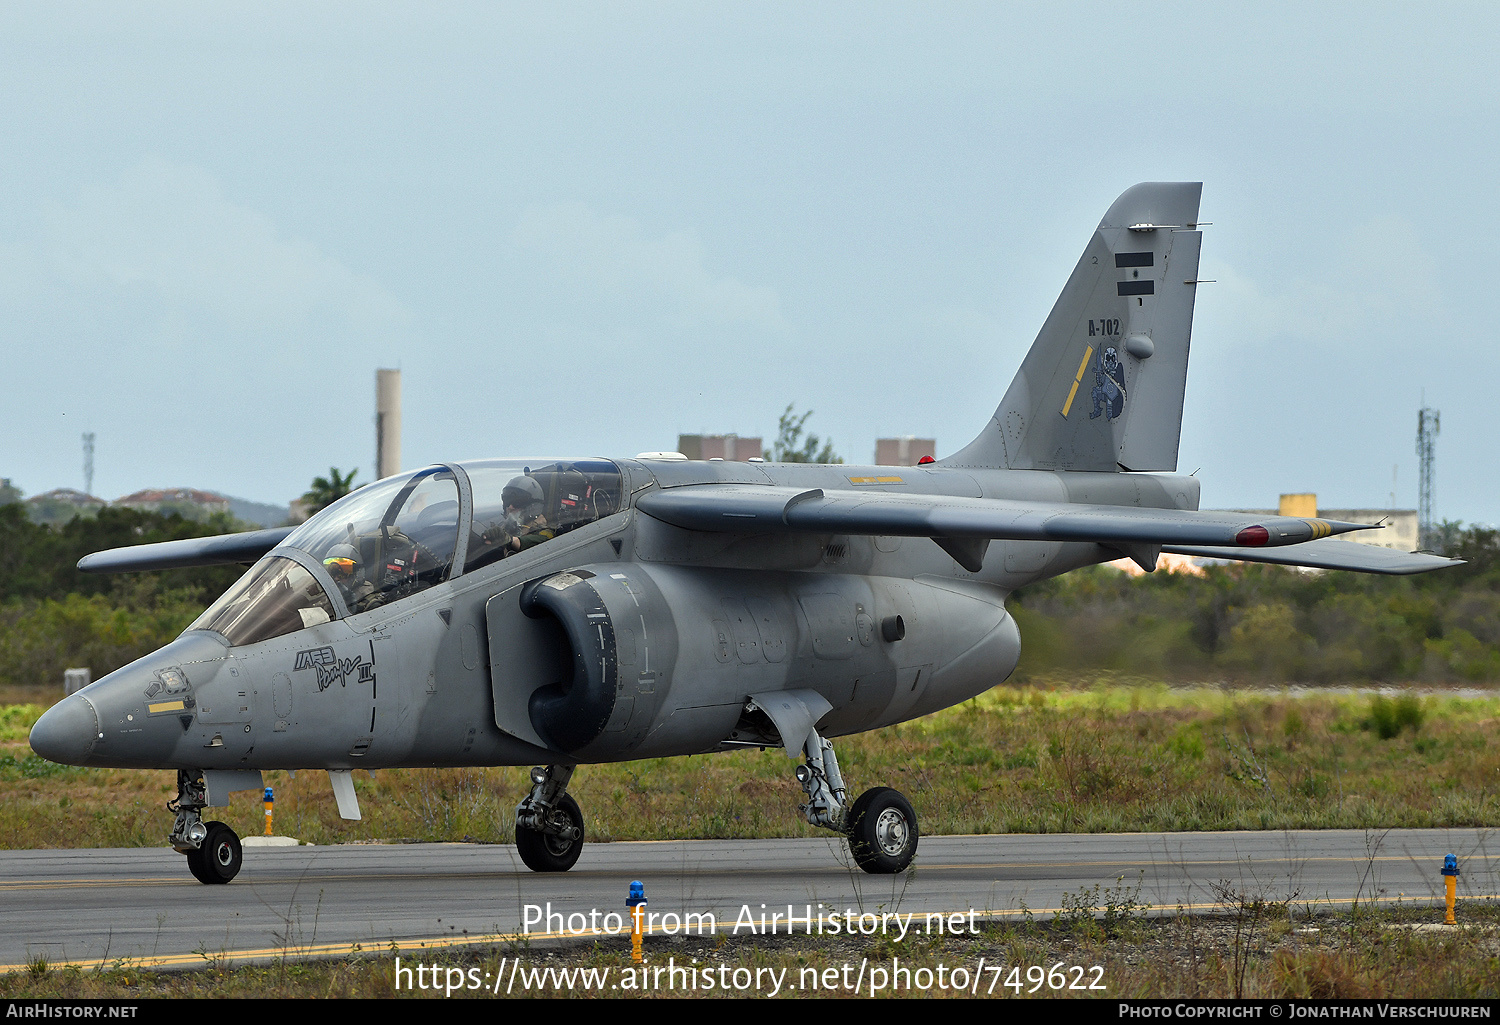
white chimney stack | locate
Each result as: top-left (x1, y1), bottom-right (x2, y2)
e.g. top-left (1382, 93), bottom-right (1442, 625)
top-left (376, 368), bottom-right (402, 481)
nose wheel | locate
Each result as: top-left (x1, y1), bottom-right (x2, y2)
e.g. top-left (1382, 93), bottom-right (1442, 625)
top-left (185, 821), bottom-right (243, 884)
top-left (515, 793), bottom-right (585, 872)
top-left (169, 771), bottom-right (244, 884)
top-left (514, 765), bottom-right (585, 872)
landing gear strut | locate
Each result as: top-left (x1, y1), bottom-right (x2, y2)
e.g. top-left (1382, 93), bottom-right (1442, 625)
top-left (169, 769), bottom-right (243, 884)
top-left (515, 764), bottom-right (584, 872)
top-left (796, 729), bottom-right (919, 874)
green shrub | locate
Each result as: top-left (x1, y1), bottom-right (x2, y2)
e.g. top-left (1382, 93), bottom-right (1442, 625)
top-left (1367, 693), bottom-right (1424, 740)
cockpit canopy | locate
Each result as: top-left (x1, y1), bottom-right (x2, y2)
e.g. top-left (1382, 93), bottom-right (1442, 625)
top-left (186, 459), bottom-right (622, 647)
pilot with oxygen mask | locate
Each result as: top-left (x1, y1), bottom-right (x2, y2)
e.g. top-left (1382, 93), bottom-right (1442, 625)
top-left (500, 476), bottom-right (555, 553)
top-left (470, 475), bottom-right (555, 567)
top-left (322, 542), bottom-right (374, 610)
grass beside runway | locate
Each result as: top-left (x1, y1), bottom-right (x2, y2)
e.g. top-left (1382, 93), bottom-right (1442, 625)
top-left (2, 681), bottom-right (1498, 849)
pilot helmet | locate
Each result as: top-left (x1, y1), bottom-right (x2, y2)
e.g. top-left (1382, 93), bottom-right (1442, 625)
top-left (322, 542), bottom-right (361, 577)
top-left (502, 475), bottom-right (544, 513)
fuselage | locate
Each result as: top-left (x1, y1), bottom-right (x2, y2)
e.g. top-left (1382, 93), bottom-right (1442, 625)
top-left (30, 457), bottom-right (1199, 772)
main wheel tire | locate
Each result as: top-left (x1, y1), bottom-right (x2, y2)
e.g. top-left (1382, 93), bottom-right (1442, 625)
top-left (846, 787), bottom-right (918, 874)
top-left (185, 821), bottom-right (243, 884)
top-left (515, 794), bottom-right (585, 872)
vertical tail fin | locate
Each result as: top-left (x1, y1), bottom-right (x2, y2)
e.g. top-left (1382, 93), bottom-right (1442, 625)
top-left (946, 182), bottom-right (1203, 472)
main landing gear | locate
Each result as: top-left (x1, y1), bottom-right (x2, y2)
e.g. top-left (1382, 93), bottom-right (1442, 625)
top-left (797, 729), bottom-right (919, 874)
top-left (515, 764), bottom-right (584, 872)
top-left (169, 769), bottom-right (244, 884)
top-left (509, 741), bottom-right (917, 875)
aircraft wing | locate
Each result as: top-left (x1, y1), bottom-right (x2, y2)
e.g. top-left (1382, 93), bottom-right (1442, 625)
top-left (1161, 540), bottom-right (1461, 576)
top-left (77, 527), bottom-right (296, 573)
top-left (635, 485), bottom-right (1374, 549)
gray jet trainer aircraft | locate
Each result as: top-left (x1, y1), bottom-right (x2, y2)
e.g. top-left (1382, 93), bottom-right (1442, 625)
top-left (31, 183), bottom-right (1459, 884)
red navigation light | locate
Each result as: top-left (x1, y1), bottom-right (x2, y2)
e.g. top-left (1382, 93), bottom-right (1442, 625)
top-left (1235, 526), bottom-right (1270, 547)
top-left (917, 455), bottom-right (935, 464)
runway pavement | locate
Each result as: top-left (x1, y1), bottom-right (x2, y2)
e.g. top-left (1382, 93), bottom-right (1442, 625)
top-left (1, 828), bottom-right (1495, 971)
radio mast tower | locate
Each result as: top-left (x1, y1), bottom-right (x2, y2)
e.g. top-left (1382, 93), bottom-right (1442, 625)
top-left (82, 433), bottom-right (96, 497)
top-left (1416, 404), bottom-right (1439, 550)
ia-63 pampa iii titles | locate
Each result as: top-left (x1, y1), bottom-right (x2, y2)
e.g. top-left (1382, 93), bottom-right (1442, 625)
top-left (30, 183), bottom-right (1459, 884)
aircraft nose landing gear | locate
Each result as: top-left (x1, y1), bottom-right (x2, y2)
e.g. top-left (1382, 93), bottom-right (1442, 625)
top-left (514, 764), bottom-right (584, 872)
top-left (797, 730), bottom-right (919, 874)
top-left (170, 769), bottom-right (244, 884)
top-left (187, 821), bottom-right (244, 884)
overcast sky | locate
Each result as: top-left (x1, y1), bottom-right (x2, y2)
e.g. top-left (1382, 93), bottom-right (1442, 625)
top-left (3, 3), bottom-right (1495, 526)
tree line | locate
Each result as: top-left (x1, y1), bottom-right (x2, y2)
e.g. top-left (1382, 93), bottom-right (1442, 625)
top-left (1009, 524), bottom-right (1500, 684)
top-left (0, 504), bottom-right (246, 692)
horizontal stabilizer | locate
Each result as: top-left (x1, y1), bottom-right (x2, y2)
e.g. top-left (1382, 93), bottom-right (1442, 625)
top-left (1161, 539), bottom-right (1462, 576)
top-left (77, 527), bottom-right (295, 574)
top-left (636, 485), bottom-right (1374, 550)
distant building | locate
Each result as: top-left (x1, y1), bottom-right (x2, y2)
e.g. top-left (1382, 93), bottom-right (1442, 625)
top-left (1213, 494), bottom-right (1420, 552)
top-left (16, 480), bottom-right (288, 528)
top-left (25, 488), bottom-right (107, 526)
top-left (114, 488), bottom-right (232, 521)
top-left (677, 434), bottom-right (763, 461)
top-left (875, 437), bottom-right (936, 466)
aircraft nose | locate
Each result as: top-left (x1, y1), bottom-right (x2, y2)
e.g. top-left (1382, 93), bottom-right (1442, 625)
top-left (29, 694), bottom-right (102, 766)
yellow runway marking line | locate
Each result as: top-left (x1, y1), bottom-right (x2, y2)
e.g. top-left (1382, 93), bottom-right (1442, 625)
top-left (961, 893), bottom-right (1500, 922)
top-left (0, 878), bottom-right (186, 891)
top-left (0, 931), bottom-right (528, 974)
top-left (916, 854), bottom-right (1488, 871)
